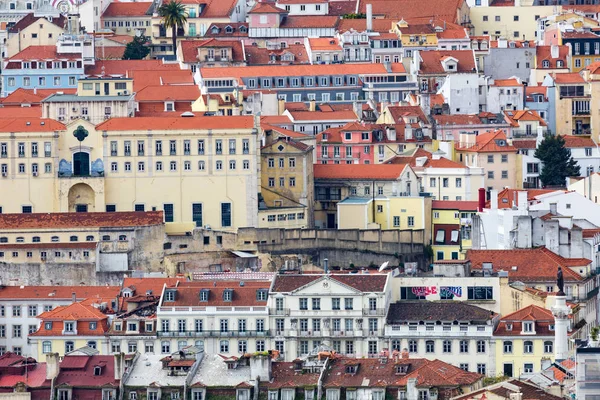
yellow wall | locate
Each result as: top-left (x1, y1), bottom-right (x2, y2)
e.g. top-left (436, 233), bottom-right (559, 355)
top-left (431, 208), bottom-right (474, 260)
top-left (470, 6), bottom-right (557, 40)
top-left (78, 78), bottom-right (134, 96)
top-left (337, 200), bottom-right (373, 229)
top-left (34, 337), bottom-right (106, 360)
top-left (7, 19), bottom-right (65, 57)
top-left (494, 336), bottom-right (554, 377)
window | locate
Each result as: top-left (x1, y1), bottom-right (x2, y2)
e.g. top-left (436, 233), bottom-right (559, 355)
top-left (544, 341), bottom-right (553, 353)
top-left (299, 298), bottom-right (308, 310)
top-left (443, 340), bottom-right (452, 353)
top-left (164, 204), bottom-right (174, 222)
top-left (393, 216), bottom-right (400, 227)
top-left (477, 340), bottom-right (486, 353)
top-left (221, 203), bottom-right (231, 227)
top-left (220, 340), bottom-right (229, 353)
top-left (477, 364), bottom-right (486, 375)
top-left (28, 305), bottom-right (37, 317)
top-left (344, 298), bottom-right (353, 310)
top-left (501, 170), bottom-right (508, 179)
top-left (43, 341), bottom-right (52, 353)
top-left (524, 340), bottom-right (533, 353)
top-left (425, 340), bottom-right (434, 353)
top-left (503, 341), bottom-right (513, 353)
top-left (408, 217), bottom-right (415, 227)
top-left (65, 341), bottom-right (74, 353)
top-left (332, 298), bottom-right (340, 310)
top-left (312, 298), bottom-right (321, 310)
top-left (12, 306), bottom-right (21, 317)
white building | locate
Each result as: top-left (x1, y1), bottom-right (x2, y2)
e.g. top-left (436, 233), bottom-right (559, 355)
top-left (268, 273), bottom-right (391, 360)
top-left (0, 285), bottom-right (119, 356)
top-left (275, 0), bottom-right (328, 15)
top-left (439, 73), bottom-right (480, 115)
top-left (486, 77), bottom-right (525, 113)
top-left (385, 301), bottom-right (498, 376)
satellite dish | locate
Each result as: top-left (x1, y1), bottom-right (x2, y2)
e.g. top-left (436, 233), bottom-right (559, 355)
top-left (378, 261), bottom-right (390, 272)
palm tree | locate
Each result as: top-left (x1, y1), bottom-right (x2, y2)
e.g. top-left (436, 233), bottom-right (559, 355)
top-left (158, 0), bottom-right (188, 58)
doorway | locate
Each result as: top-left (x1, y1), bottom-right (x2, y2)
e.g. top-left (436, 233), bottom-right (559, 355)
top-left (73, 152), bottom-right (90, 176)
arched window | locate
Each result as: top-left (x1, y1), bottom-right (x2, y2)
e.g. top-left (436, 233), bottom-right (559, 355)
top-left (0, 237), bottom-right (7, 243)
top-left (524, 340), bottom-right (533, 353)
top-left (102, 235), bottom-right (111, 241)
top-left (86, 235), bottom-right (94, 242)
top-left (42, 341), bottom-right (52, 353)
top-left (87, 341), bottom-right (97, 349)
top-left (51, 236), bottom-right (59, 242)
top-left (118, 235), bottom-right (127, 241)
top-left (425, 340), bottom-right (434, 353)
top-left (69, 236), bottom-right (78, 242)
top-left (32, 236), bottom-right (40, 243)
top-left (16, 237), bottom-right (24, 243)
top-left (65, 341), bottom-right (74, 353)
top-left (544, 341), bottom-right (553, 353)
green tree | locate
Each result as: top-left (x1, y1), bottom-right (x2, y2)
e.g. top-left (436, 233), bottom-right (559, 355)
top-left (342, 13), bottom-right (366, 19)
top-left (534, 135), bottom-right (580, 187)
top-left (158, 0), bottom-right (188, 58)
top-left (122, 35), bottom-right (151, 60)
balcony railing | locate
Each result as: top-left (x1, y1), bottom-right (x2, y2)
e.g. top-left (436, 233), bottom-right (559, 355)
top-left (315, 194), bottom-right (342, 201)
top-left (269, 308), bottom-right (290, 316)
top-left (158, 330), bottom-right (269, 338)
top-left (362, 308), bottom-right (385, 316)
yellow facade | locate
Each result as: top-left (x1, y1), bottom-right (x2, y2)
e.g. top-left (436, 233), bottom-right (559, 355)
top-left (192, 92), bottom-right (244, 115)
top-left (7, 18), bottom-right (66, 57)
top-left (470, 6), bottom-right (557, 41)
top-left (494, 336), bottom-right (554, 377)
top-left (32, 337), bottom-right (106, 360)
top-left (77, 77), bottom-right (134, 97)
top-left (431, 207), bottom-right (475, 261)
top-left (0, 116), bottom-right (259, 229)
top-left (392, 21), bottom-right (438, 49)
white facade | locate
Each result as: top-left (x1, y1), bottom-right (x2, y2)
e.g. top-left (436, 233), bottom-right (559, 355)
top-left (439, 73), bottom-right (480, 115)
top-left (275, 1), bottom-right (328, 15)
top-left (569, 145), bottom-right (600, 178)
top-left (486, 82), bottom-right (525, 113)
top-left (529, 191), bottom-right (600, 228)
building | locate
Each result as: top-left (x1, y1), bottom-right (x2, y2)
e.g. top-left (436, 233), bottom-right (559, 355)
top-left (6, 12), bottom-right (66, 57)
top-left (453, 378), bottom-right (564, 400)
top-left (494, 305), bottom-right (559, 377)
top-left (29, 302), bottom-right (111, 360)
top-left (41, 77), bottom-right (135, 124)
top-left (431, 200), bottom-right (479, 260)
top-left (530, 45), bottom-right (570, 86)
top-left (432, 113), bottom-right (510, 141)
top-left (561, 29), bottom-right (600, 72)
top-left (259, 137), bottom-right (314, 228)
top-left (482, 39), bottom-right (536, 84)
top-left (178, 39), bottom-right (246, 72)
top-left (385, 301), bottom-right (498, 376)
top-left (576, 344), bottom-right (600, 400)
top-left (305, 37), bottom-right (344, 64)
top-left (0, 285), bottom-right (119, 355)
top-left (470, 5), bottom-right (557, 41)
top-left (313, 163), bottom-right (419, 229)
top-left (486, 77), bottom-right (525, 113)
top-left (156, 278), bottom-right (272, 356)
top-left (455, 130), bottom-right (518, 193)
top-left (268, 273), bottom-right (391, 360)
top-left (0, 116), bottom-right (260, 229)
top-left (504, 109), bottom-right (548, 138)
top-left (101, 2), bottom-right (154, 36)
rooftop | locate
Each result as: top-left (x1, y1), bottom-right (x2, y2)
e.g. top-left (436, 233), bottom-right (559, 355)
top-left (125, 354), bottom-right (192, 387)
top-left (314, 163), bottom-right (408, 181)
top-left (387, 301), bottom-right (495, 323)
top-left (102, 2), bottom-right (153, 17)
top-left (96, 116), bottom-right (254, 131)
top-left (191, 354), bottom-right (251, 387)
top-left (272, 274), bottom-right (388, 293)
top-left (0, 211), bottom-right (163, 230)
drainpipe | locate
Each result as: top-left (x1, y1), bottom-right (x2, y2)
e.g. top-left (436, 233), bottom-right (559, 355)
top-left (372, 180), bottom-right (376, 223)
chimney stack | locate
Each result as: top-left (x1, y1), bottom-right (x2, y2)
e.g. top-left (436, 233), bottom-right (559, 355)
top-left (478, 188), bottom-right (486, 212)
top-left (71, 292), bottom-right (76, 303)
top-left (490, 189), bottom-right (498, 210)
top-left (401, 348), bottom-right (409, 359)
top-left (46, 353), bottom-right (60, 380)
top-left (551, 44), bottom-right (559, 59)
top-left (366, 4), bottom-right (373, 32)
top-left (550, 202), bottom-right (557, 215)
top-left (114, 353), bottom-right (124, 380)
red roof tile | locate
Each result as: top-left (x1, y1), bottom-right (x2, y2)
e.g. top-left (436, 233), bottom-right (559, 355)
top-left (494, 305), bottom-right (556, 336)
top-left (504, 109), bottom-right (547, 127)
top-left (288, 110), bottom-right (357, 121)
top-left (193, 0), bottom-right (240, 17)
top-left (85, 60), bottom-right (180, 77)
top-left (272, 274), bottom-right (388, 292)
top-left (455, 130), bottom-right (516, 153)
top-left (466, 247), bottom-right (591, 282)
top-left (180, 39), bottom-right (245, 64)
top-left (314, 163), bottom-right (408, 180)
top-left (552, 72), bottom-right (585, 84)
top-left (96, 116), bottom-right (253, 131)
top-left (204, 23), bottom-right (248, 38)
top-left (1, 88), bottom-right (77, 105)
top-left (0, 211), bottom-right (163, 229)
top-left (431, 200), bottom-right (479, 211)
top-left (356, 0), bottom-right (464, 22)
top-left (493, 78), bottom-right (522, 87)
top-left (308, 38), bottom-right (341, 51)
top-left (512, 139), bottom-right (537, 149)
top-left (0, 118), bottom-right (65, 132)
top-left (562, 135), bottom-right (596, 148)
top-left (9, 46), bottom-right (80, 61)
top-left (536, 45), bottom-right (570, 69)
top-left (245, 44), bottom-right (310, 65)
top-left (0, 107), bottom-right (41, 118)
top-left (135, 85), bottom-right (200, 102)
top-left (263, 362), bottom-right (320, 389)
top-left (162, 280), bottom-right (271, 307)
top-left (0, 285), bottom-right (119, 300)
top-left (55, 355), bottom-right (119, 388)
top-left (249, 2), bottom-right (288, 13)
top-left (337, 18), bottom-right (395, 33)
top-left (385, 105), bottom-right (429, 124)
top-left (434, 114), bottom-right (482, 126)
top-left (102, 2), bottom-right (152, 17)
top-left (8, 13), bottom-right (66, 34)
top-left (417, 50), bottom-right (476, 75)
top-left (95, 46), bottom-right (126, 60)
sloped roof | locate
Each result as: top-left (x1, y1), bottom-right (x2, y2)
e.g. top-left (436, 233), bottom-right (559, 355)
top-left (249, 2), bottom-right (288, 13)
top-left (536, 45), bottom-right (570, 69)
top-left (135, 85), bottom-right (200, 102)
top-left (163, 280), bottom-right (271, 307)
top-left (387, 301), bottom-right (494, 323)
top-left (314, 163), bottom-right (408, 180)
top-left (562, 135), bottom-right (596, 148)
top-left (418, 50), bottom-right (476, 74)
top-left (434, 114), bottom-right (483, 126)
top-left (455, 130), bottom-right (516, 153)
top-left (180, 39), bottom-right (245, 64)
top-left (9, 45), bottom-right (79, 61)
top-left (0, 211), bottom-right (163, 229)
top-left (432, 200), bottom-right (479, 211)
top-left (0, 285), bottom-right (119, 300)
top-left (0, 118), bottom-right (65, 132)
top-left (8, 13), bottom-right (66, 33)
top-left (103, 2), bottom-right (152, 17)
top-left (386, 105), bottom-right (429, 124)
top-left (85, 59), bottom-right (180, 77)
top-left (0, 88), bottom-right (74, 105)
top-left (272, 274), bottom-right (388, 292)
top-left (356, 0), bottom-right (464, 22)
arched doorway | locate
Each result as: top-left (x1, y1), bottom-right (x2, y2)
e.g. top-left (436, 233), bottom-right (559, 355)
top-left (67, 183), bottom-right (95, 212)
top-left (73, 152), bottom-right (90, 176)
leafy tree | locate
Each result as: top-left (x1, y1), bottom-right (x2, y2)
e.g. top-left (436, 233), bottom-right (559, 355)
top-left (342, 13), bottom-right (366, 19)
top-left (158, 0), bottom-right (188, 58)
top-left (122, 35), bottom-right (150, 60)
top-left (534, 135), bottom-right (580, 187)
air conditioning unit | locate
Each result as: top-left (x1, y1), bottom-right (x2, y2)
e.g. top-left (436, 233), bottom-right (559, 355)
top-left (72, 107), bottom-right (77, 111)
top-left (33, 172), bottom-right (38, 177)
top-left (58, 116), bottom-right (65, 121)
top-left (126, 28), bottom-right (131, 32)
top-left (1, 172), bottom-right (7, 177)
top-left (117, 92), bottom-right (122, 96)
top-left (123, 90), bottom-right (129, 95)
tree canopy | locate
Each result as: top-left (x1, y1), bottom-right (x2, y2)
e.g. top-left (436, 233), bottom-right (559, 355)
top-left (534, 135), bottom-right (580, 187)
top-left (122, 35), bottom-right (151, 60)
top-left (158, 0), bottom-right (188, 57)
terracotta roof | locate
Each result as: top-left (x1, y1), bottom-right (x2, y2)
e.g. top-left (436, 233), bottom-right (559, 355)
top-left (466, 247), bottom-right (591, 282)
top-left (9, 45), bottom-right (80, 61)
top-left (337, 18), bottom-right (395, 32)
top-left (262, 137), bottom-right (311, 152)
top-left (0, 211), bottom-right (163, 229)
top-left (85, 60), bottom-right (180, 77)
top-left (308, 37), bottom-right (342, 51)
top-left (493, 78), bottom-right (522, 87)
top-left (1, 88), bottom-right (76, 106)
top-left (501, 304), bottom-right (554, 321)
top-left (245, 44), bottom-right (310, 65)
top-left (0, 361), bottom-right (48, 389)
top-left (434, 114), bottom-right (482, 126)
top-left (582, 228), bottom-right (600, 238)
top-left (455, 130), bottom-right (516, 153)
top-left (536, 45), bottom-right (570, 69)
top-left (0, 285), bottom-right (119, 300)
top-left (494, 305), bottom-right (556, 336)
top-left (97, 116), bottom-right (253, 131)
top-left (488, 188), bottom-right (563, 209)
top-left (0, 118), bottom-right (65, 132)
top-left (504, 110), bottom-right (547, 127)
top-left (281, 15), bottom-right (340, 28)
top-left (261, 123), bottom-right (308, 139)
top-left (356, 0), bottom-right (464, 22)
top-left (563, 30), bottom-right (600, 39)
top-left (526, 86), bottom-right (547, 102)
top-left (263, 362), bottom-right (320, 389)
top-left (249, 2), bottom-right (288, 13)
top-left (95, 46), bottom-right (126, 60)
top-left (417, 50), bottom-right (476, 75)
top-left (180, 39), bottom-right (245, 64)
top-left (260, 115), bottom-right (292, 125)
top-left (277, 0), bottom-right (326, 3)
top-left (386, 105), bottom-right (429, 124)
top-left (192, 0), bottom-right (240, 17)
top-left (384, 149), bottom-right (465, 169)
top-left (314, 163), bottom-right (408, 180)
top-left (129, 69), bottom-right (195, 92)
top-left (453, 379), bottom-right (563, 400)
top-left (162, 280), bottom-right (271, 307)
top-left (431, 200), bottom-right (479, 211)
top-left (271, 274), bottom-right (388, 292)
top-left (328, 0), bottom-right (357, 15)
top-left (136, 85), bottom-right (200, 102)
top-left (288, 110), bottom-right (357, 121)
top-left (551, 72), bottom-right (585, 84)
top-left (387, 301), bottom-right (494, 323)
top-left (562, 135), bottom-right (596, 148)
top-left (204, 22), bottom-right (249, 38)
top-left (102, 2), bottom-right (152, 17)
top-left (512, 139), bottom-right (537, 149)
top-left (55, 355), bottom-right (119, 388)
top-left (34, 302), bottom-right (107, 322)
top-left (8, 13), bottom-right (66, 34)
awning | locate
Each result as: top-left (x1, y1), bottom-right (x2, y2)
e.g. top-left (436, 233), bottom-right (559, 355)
top-left (231, 251), bottom-right (257, 258)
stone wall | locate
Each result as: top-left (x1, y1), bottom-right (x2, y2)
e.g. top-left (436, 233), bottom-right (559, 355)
top-left (0, 262), bottom-right (124, 286)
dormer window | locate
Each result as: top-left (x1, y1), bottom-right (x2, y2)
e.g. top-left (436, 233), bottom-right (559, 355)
top-left (239, 26), bottom-right (247, 33)
top-left (45, 322), bottom-right (53, 330)
top-left (395, 364), bottom-right (409, 375)
top-left (225, 26), bottom-right (233, 33)
top-left (543, 60), bottom-right (550, 68)
top-left (165, 102), bottom-right (175, 112)
top-left (523, 321), bottom-right (534, 332)
top-left (495, 139), bottom-right (506, 146)
top-left (94, 366), bottom-right (102, 376)
top-left (165, 290), bottom-right (176, 302)
top-left (256, 289), bottom-right (268, 301)
top-left (509, 42), bottom-right (516, 48)
top-left (64, 321), bottom-right (75, 332)
top-left (506, 323), bottom-right (512, 331)
top-left (345, 364), bottom-right (359, 374)
top-left (89, 322), bottom-right (97, 330)
top-left (322, 133), bottom-right (328, 141)
top-left (557, 60), bottom-right (563, 68)
top-left (223, 289), bottom-right (233, 302)
top-left (200, 289), bottom-right (210, 302)
top-left (211, 26), bottom-right (219, 34)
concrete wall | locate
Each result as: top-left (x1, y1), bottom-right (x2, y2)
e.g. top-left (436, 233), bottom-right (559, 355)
top-left (0, 262), bottom-right (124, 286)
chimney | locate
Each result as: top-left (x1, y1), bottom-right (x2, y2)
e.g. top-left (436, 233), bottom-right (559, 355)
top-left (46, 353), bottom-right (60, 380)
top-left (536, 126), bottom-right (544, 147)
top-left (114, 353), bottom-right (124, 380)
top-left (517, 191), bottom-right (527, 211)
top-left (71, 292), bottom-right (76, 303)
top-left (407, 378), bottom-right (419, 400)
top-left (366, 4), bottom-right (373, 32)
top-left (309, 99), bottom-right (316, 112)
top-left (478, 188), bottom-right (486, 212)
top-left (498, 37), bottom-right (508, 48)
top-left (249, 353), bottom-right (272, 381)
top-left (490, 189), bottom-right (498, 210)
top-left (550, 202), bottom-right (557, 215)
top-left (509, 393), bottom-right (523, 400)
top-left (277, 98), bottom-right (285, 115)
top-left (353, 101), bottom-right (362, 120)
top-left (401, 348), bottom-right (409, 359)
top-left (551, 44), bottom-right (559, 59)
top-left (405, 125), bottom-right (413, 141)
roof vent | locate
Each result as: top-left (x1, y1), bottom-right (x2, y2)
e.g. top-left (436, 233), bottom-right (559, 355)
top-left (180, 111), bottom-right (195, 117)
top-left (26, 121), bottom-right (31, 126)
top-left (511, 266), bottom-right (518, 271)
top-left (240, 281), bottom-right (245, 287)
top-left (40, 121), bottom-right (45, 125)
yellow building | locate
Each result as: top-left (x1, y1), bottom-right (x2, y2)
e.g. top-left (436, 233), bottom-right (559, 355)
top-left (192, 92), bottom-right (244, 116)
top-left (392, 20), bottom-right (438, 51)
top-left (29, 302), bottom-right (110, 360)
top-left (469, 6), bottom-right (557, 41)
top-left (431, 200), bottom-right (478, 261)
top-left (259, 137), bottom-right (314, 228)
top-left (6, 14), bottom-right (67, 57)
top-left (0, 115), bottom-right (259, 230)
top-left (493, 305), bottom-right (557, 378)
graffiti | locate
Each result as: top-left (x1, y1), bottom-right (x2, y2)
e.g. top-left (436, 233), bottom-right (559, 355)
top-left (440, 286), bottom-right (463, 297)
top-left (411, 286), bottom-right (437, 297)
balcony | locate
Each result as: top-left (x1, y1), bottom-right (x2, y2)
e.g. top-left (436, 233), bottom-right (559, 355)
top-left (158, 330), bottom-right (269, 338)
top-left (58, 171), bottom-right (104, 178)
top-left (269, 308), bottom-right (290, 316)
top-left (362, 308), bottom-right (385, 316)
top-left (511, 129), bottom-right (551, 138)
top-left (204, 55), bottom-right (230, 62)
top-left (315, 194), bottom-right (342, 201)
